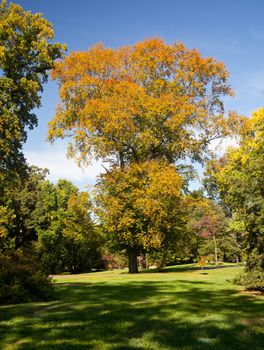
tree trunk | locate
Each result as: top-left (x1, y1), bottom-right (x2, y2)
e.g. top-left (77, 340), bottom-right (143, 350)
top-left (128, 249), bottom-right (138, 273)
top-left (213, 234), bottom-right (218, 265)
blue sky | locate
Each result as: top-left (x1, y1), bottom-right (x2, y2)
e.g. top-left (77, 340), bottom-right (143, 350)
top-left (13, 0), bottom-right (264, 189)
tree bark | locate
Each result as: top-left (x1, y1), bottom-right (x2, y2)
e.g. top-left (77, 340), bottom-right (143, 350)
top-left (128, 249), bottom-right (138, 273)
top-left (213, 234), bottom-right (218, 265)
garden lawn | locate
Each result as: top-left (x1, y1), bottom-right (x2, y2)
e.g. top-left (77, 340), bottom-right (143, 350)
top-left (0, 264), bottom-right (263, 350)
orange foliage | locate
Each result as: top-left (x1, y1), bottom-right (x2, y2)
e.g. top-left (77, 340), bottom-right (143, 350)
top-left (49, 38), bottom-right (235, 166)
top-left (95, 160), bottom-right (183, 251)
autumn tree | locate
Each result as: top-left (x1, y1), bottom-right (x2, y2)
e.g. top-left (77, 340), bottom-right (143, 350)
top-left (185, 192), bottom-right (241, 264)
top-left (49, 38), bottom-right (237, 272)
top-left (211, 108), bottom-right (264, 290)
top-left (193, 210), bottom-right (223, 265)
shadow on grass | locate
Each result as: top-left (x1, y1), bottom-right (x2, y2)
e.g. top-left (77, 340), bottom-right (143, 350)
top-left (0, 279), bottom-right (263, 350)
top-left (137, 263), bottom-right (242, 274)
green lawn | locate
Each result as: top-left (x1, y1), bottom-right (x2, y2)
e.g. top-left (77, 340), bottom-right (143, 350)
top-left (0, 264), bottom-right (263, 350)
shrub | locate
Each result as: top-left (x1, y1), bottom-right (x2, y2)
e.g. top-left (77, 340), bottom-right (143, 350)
top-left (234, 269), bottom-right (264, 292)
top-left (242, 270), bottom-right (264, 292)
top-left (97, 253), bottom-right (127, 270)
top-left (0, 248), bottom-right (53, 304)
top-left (237, 249), bottom-right (264, 292)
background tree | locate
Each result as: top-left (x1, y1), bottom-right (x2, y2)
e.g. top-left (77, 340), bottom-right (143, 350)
top-left (186, 194), bottom-right (241, 264)
top-left (194, 213), bottom-right (222, 265)
top-left (0, 166), bottom-right (48, 252)
top-left (208, 108), bottom-right (264, 290)
top-left (0, 166), bottom-right (57, 305)
top-left (0, 205), bottom-right (15, 251)
top-left (35, 179), bottom-right (101, 274)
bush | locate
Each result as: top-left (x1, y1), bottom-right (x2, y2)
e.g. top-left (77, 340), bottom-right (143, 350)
top-left (0, 249), bottom-right (54, 304)
top-left (234, 269), bottom-right (264, 292)
top-left (243, 270), bottom-right (264, 292)
top-left (97, 253), bottom-right (127, 270)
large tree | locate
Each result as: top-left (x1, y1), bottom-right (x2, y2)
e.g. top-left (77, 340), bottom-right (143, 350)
top-left (0, 0), bottom-right (65, 247)
top-left (209, 108), bottom-right (264, 290)
top-left (49, 38), bottom-right (237, 272)
top-left (0, 1), bottom-right (65, 302)
top-left (0, 0), bottom-right (65, 171)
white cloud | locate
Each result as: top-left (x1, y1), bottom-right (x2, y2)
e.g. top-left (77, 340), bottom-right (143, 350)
top-left (25, 148), bottom-right (105, 186)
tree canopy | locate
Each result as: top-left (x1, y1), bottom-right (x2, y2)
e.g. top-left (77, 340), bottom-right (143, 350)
top-left (206, 108), bottom-right (264, 289)
top-left (0, 0), bottom-right (65, 171)
top-left (48, 38), bottom-right (235, 167)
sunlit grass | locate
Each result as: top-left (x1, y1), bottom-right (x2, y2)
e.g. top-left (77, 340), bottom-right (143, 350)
top-left (1, 264), bottom-right (263, 349)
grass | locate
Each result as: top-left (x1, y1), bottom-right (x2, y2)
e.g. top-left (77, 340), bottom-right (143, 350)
top-left (0, 264), bottom-right (263, 350)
